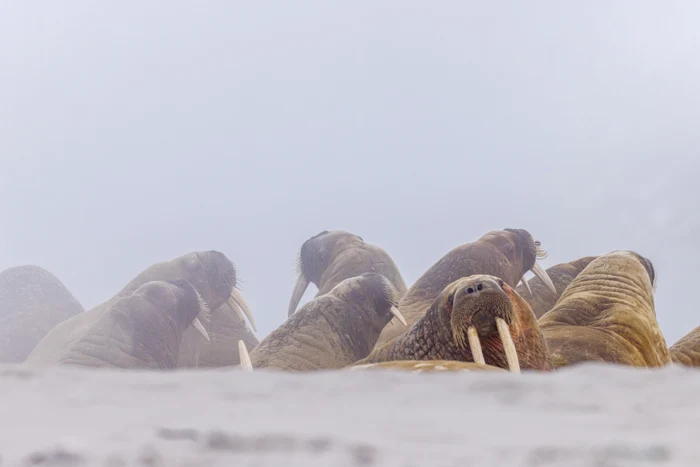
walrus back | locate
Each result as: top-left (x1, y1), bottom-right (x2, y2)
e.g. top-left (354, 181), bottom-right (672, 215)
top-left (669, 326), bottom-right (700, 367)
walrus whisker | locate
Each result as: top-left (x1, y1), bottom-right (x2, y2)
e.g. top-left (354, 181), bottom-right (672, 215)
top-left (288, 275), bottom-right (310, 317)
top-left (389, 306), bottom-right (408, 327)
top-left (238, 340), bottom-right (253, 371)
top-left (496, 318), bottom-right (520, 374)
top-left (229, 288), bottom-right (257, 332)
top-left (466, 326), bottom-right (485, 365)
top-left (519, 275), bottom-right (533, 295)
top-left (530, 262), bottom-right (557, 295)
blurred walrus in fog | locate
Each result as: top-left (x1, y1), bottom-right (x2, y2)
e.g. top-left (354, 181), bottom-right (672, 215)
top-left (375, 228), bottom-right (557, 348)
top-left (359, 274), bottom-right (553, 373)
top-left (287, 230), bottom-right (407, 317)
top-left (515, 256), bottom-right (598, 319)
top-left (248, 273), bottom-right (407, 371)
top-left (669, 326), bottom-right (700, 367)
top-left (24, 251), bottom-right (257, 368)
top-left (0, 265), bottom-right (85, 363)
top-left (49, 280), bottom-right (212, 369)
top-left (539, 251), bottom-right (671, 369)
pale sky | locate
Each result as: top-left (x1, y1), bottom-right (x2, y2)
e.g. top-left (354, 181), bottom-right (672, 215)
top-left (2, 1), bottom-right (699, 344)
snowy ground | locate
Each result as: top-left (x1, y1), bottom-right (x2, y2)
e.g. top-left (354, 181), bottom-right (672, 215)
top-left (0, 363), bottom-right (698, 467)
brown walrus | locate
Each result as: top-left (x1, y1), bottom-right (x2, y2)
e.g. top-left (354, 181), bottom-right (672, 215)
top-left (0, 265), bottom-right (85, 363)
top-left (349, 360), bottom-right (506, 373)
top-left (374, 228), bottom-right (556, 348)
top-left (358, 275), bottom-right (553, 373)
top-left (668, 327), bottom-right (700, 367)
top-left (515, 256), bottom-right (598, 319)
top-left (248, 273), bottom-right (407, 371)
top-left (538, 251), bottom-right (671, 369)
top-left (56, 280), bottom-right (212, 369)
top-left (24, 251), bottom-right (257, 368)
top-left (287, 230), bottom-right (407, 317)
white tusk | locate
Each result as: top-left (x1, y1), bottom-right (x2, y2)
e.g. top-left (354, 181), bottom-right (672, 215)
top-left (520, 275), bottom-right (533, 295)
top-left (238, 340), bottom-right (253, 371)
top-left (531, 261), bottom-right (557, 295)
top-left (191, 318), bottom-right (210, 342)
top-left (496, 318), bottom-right (520, 374)
top-left (467, 326), bottom-right (485, 365)
top-left (288, 275), bottom-right (311, 317)
top-left (389, 306), bottom-right (408, 327)
top-left (228, 289), bottom-right (256, 333)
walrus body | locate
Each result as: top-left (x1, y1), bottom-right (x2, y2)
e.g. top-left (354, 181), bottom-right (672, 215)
top-left (287, 230), bottom-right (407, 317)
top-left (516, 256), bottom-right (598, 319)
top-left (0, 265), bottom-right (85, 363)
top-left (374, 228), bottom-right (556, 348)
top-left (360, 275), bottom-right (552, 372)
top-left (24, 251), bottom-right (256, 367)
top-left (538, 251), bottom-right (671, 369)
top-left (251, 273), bottom-right (405, 371)
top-left (669, 326), bottom-right (700, 367)
top-left (350, 360), bottom-right (506, 373)
top-left (57, 280), bottom-right (209, 369)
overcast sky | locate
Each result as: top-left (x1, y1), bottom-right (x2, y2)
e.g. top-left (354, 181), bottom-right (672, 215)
top-left (2, 2), bottom-right (699, 344)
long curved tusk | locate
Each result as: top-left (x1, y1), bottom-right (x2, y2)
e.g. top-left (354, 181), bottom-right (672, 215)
top-left (288, 275), bottom-right (310, 317)
top-left (519, 275), bottom-right (533, 295)
top-left (390, 306), bottom-right (408, 327)
top-left (531, 262), bottom-right (557, 295)
top-left (191, 318), bottom-right (210, 342)
top-left (228, 289), bottom-right (256, 333)
top-left (238, 340), bottom-right (253, 371)
top-left (467, 326), bottom-right (485, 365)
top-left (495, 318), bottom-right (520, 374)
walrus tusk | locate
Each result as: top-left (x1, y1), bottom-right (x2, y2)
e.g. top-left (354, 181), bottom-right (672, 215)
top-left (496, 318), bottom-right (520, 374)
top-left (288, 275), bottom-right (310, 317)
top-left (531, 262), bottom-right (557, 295)
top-left (520, 275), bottom-right (533, 295)
top-left (228, 289), bottom-right (257, 333)
top-left (191, 318), bottom-right (210, 342)
top-left (238, 340), bottom-right (253, 371)
top-left (390, 306), bottom-right (408, 327)
top-left (467, 326), bottom-right (485, 365)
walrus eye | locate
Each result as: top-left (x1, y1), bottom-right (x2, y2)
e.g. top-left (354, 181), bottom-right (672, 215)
top-left (447, 295), bottom-right (454, 307)
top-left (498, 280), bottom-right (504, 288)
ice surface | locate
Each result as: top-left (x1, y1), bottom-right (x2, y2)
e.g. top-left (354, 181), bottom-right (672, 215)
top-left (0, 363), bottom-right (698, 466)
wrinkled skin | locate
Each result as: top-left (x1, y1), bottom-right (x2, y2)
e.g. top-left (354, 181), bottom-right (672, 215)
top-left (0, 265), bottom-right (85, 363)
top-left (516, 256), bottom-right (598, 319)
top-left (669, 326), bottom-right (700, 367)
top-left (252, 273), bottom-right (400, 371)
top-left (360, 275), bottom-right (553, 372)
top-left (24, 251), bottom-right (255, 367)
top-left (350, 360), bottom-right (505, 373)
top-left (539, 251), bottom-right (671, 369)
top-left (56, 280), bottom-right (206, 369)
top-left (375, 228), bottom-right (549, 348)
top-left (288, 230), bottom-right (407, 316)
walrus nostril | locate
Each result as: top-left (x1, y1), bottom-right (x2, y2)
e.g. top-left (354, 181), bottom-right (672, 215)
top-left (466, 287), bottom-right (475, 294)
top-left (476, 283), bottom-right (483, 291)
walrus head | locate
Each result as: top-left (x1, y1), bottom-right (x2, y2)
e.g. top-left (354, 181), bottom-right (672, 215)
top-left (434, 274), bottom-right (552, 372)
top-left (176, 251), bottom-right (256, 332)
top-left (500, 228), bottom-right (556, 295)
top-left (332, 272), bottom-right (407, 327)
top-left (288, 230), bottom-right (364, 316)
top-left (627, 251), bottom-right (657, 291)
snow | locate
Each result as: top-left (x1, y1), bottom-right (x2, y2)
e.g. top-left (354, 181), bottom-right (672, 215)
top-left (0, 363), bottom-right (698, 466)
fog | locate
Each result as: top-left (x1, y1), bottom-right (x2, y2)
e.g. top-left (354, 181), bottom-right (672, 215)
top-left (2, 2), bottom-right (699, 344)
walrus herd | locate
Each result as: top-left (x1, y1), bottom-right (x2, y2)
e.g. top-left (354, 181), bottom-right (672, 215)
top-left (1, 227), bottom-right (698, 375)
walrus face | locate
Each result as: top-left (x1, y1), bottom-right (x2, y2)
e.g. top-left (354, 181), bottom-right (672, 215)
top-left (345, 272), bottom-right (407, 327)
top-left (177, 251), bottom-right (256, 332)
top-left (288, 230), bottom-right (364, 316)
top-left (436, 274), bottom-right (550, 372)
top-left (494, 228), bottom-right (556, 295)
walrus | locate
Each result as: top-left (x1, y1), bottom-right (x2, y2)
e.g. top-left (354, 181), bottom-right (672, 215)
top-left (374, 228), bottom-right (557, 347)
top-left (515, 256), bottom-right (598, 319)
top-left (358, 275), bottom-right (553, 373)
top-left (349, 360), bottom-right (506, 373)
top-left (0, 265), bottom-right (85, 363)
top-left (57, 280), bottom-right (211, 369)
top-left (24, 251), bottom-right (257, 367)
top-left (669, 326), bottom-right (700, 367)
top-left (248, 273), bottom-right (407, 371)
top-left (538, 251), bottom-right (671, 369)
top-left (287, 230), bottom-right (407, 317)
